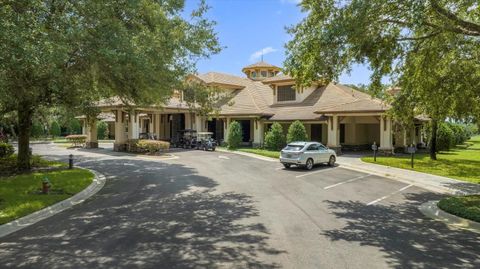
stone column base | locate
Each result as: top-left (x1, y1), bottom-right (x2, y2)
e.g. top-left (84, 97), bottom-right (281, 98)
top-left (379, 147), bottom-right (394, 156)
top-left (114, 143), bottom-right (126, 152)
top-left (85, 142), bottom-right (98, 149)
top-left (328, 146), bottom-right (342, 155)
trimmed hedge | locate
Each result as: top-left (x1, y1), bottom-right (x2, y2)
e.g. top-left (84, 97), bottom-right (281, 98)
top-left (227, 121), bottom-right (243, 149)
top-left (264, 122), bottom-right (286, 151)
top-left (438, 195), bottom-right (480, 223)
top-left (436, 123), bottom-right (455, 151)
top-left (65, 135), bottom-right (87, 147)
top-left (127, 139), bottom-right (170, 154)
top-left (287, 120), bottom-right (308, 143)
top-left (0, 142), bottom-right (14, 158)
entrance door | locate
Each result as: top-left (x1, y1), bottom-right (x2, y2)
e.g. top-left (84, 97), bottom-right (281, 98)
top-left (238, 120), bottom-right (251, 142)
top-left (311, 124), bottom-right (322, 142)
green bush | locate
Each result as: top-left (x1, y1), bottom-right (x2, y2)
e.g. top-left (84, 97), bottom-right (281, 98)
top-left (444, 123), bottom-right (472, 146)
top-left (66, 119), bottom-right (82, 135)
top-left (264, 122), bottom-right (286, 151)
top-left (227, 121), bottom-right (242, 149)
top-left (0, 142), bottom-right (14, 158)
top-left (97, 121), bottom-right (109, 140)
top-left (438, 195), bottom-right (480, 223)
top-left (65, 134), bottom-right (87, 147)
top-left (136, 139), bottom-right (170, 154)
top-left (50, 121), bottom-right (61, 138)
top-left (287, 120), bottom-right (308, 143)
top-left (436, 123), bottom-right (455, 151)
top-left (31, 120), bottom-right (45, 138)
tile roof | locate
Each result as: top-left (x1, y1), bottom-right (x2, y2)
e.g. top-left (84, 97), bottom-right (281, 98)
top-left (262, 73), bottom-right (294, 83)
top-left (241, 61), bottom-right (281, 72)
top-left (195, 72), bottom-right (247, 88)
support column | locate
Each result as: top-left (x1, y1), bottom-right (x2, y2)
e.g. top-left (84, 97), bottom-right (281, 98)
top-left (327, 115), bottom-right (341, 154)
top-left (85, 117), bottom-right (98, 148)
top-left (185, 112), bottom-right (192, 130)
top-left (253, 119), bottom-right (264, 147)
top-left (379, 115), bottom-right (393, 155)
top-left (128, 111), bottom-right (139, 140)
top-left (195, 114), bottom-right (204, 132)
top-left (114, 110), bottom-right (127, 151)
top-left (410, 126), bottom-right (417, 146)
top-left (223, 117), bottom-right (231, 144)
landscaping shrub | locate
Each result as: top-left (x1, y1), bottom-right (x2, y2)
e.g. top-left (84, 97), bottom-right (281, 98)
top-left (436, 123), bottom-right (455, 151)
top-left (136, 140), bottom-right (170, 154)
top-left (49, 121), bottom-right (61, 138)
top-left (287, 120), bottom-right (308, 143)
top-left (97, 121), bottom-right (109, 140)
top-left (65, 135), bottom-right (87, 147)
top-left (66, 119), bottom-right (82, 135)
top-left (264, 122), bottom-right (286, 151)
top-left (438, 195), bottom-right (480, 223)
top-left (0, 142), bottom-right (14, 158)
top-left (227, 121), bottom-right (242, 149)
top-left (31, 120), bottom-right (45, 138)
top-left (447, 123), bottom-right (469, 146)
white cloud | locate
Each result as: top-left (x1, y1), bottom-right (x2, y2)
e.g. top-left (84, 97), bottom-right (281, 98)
top-left (249, 47), bottom-right (278, 62)
top-left (280, 0), bottom-right (301, 4)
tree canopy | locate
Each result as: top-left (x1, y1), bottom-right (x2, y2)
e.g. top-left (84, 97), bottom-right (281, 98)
top-left (284, 0), bottom-right (480, 159)
top-left (0, 0), bottom-right (220, 169)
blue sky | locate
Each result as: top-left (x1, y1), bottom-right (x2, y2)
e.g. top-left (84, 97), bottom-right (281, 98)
top-left (185, 0), bottom-right (372, 86)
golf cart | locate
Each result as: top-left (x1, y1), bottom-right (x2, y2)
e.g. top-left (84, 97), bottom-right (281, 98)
top-left (173, 129), bottom-right (197, 149)
top-left (196, 132), bottom-right (217, 151)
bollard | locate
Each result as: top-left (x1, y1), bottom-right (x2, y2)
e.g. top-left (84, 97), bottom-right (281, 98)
top-left (69, 154), bottom-right (73, 169)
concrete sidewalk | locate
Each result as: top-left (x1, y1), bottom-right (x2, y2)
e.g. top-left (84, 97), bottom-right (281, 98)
top-left (338, 154), bottom-right (480, 195)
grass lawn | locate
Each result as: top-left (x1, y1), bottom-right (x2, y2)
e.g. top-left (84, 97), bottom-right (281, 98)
top-left (438, 195), bottom-right (480, 223)
top-left (362, 135), bottom-right (480, 184)
top-left (218, 147), bottom-right (280, 159)
top-left (0, 155), bottom-right (67, 177)
top-left (0, 168), bottom-right (94, 224)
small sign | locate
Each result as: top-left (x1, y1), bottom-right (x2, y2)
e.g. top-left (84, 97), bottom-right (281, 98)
top-left (371, 144), bottom-right (378, 151)
top-left (407, 146), bottom-right (416, 154)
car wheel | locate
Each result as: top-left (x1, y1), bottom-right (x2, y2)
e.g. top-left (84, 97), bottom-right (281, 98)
top-left (328, 155), bottom-right (336, 167)
top-left (212, 147), bottom-right (216, 151)
top-left (283, 163), bottom-right (291, 169)
top-left (305, 158), bottom-right (314, 170)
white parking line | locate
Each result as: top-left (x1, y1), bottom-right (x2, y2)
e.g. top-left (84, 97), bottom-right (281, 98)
top-left (295, 167), bottom-right (337, 178)
top-left (323, 174), bottom-right (371, 190)
top-left (218, 155), bottom-right (230, 160)
top-left (275, 167), bottom-right (284, 170)
top-left (366, 184), bottom-right (414, 205)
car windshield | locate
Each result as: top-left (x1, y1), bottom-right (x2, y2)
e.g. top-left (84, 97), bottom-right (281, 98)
top-left (284, 145), bottom-right (304, 151)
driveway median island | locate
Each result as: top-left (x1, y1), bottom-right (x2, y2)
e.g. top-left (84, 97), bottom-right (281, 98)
top-left (0, 154), bottom-right (94, 225)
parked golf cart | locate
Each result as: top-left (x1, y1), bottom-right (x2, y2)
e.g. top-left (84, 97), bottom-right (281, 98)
top-left (195, 132), bottom-right (217, 151)
top-left (172, 129), bottom-right (197, 149)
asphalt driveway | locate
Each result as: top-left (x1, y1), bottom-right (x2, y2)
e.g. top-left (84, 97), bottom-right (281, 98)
top-left (0, 144), bottom-right (479, 268)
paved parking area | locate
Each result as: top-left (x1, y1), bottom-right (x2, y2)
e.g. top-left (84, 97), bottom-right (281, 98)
top-left (0, 144), bottom-right (479, 268)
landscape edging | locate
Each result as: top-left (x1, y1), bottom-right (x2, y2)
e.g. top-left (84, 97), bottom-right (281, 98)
top-left (0, 168), bottom-right (106, 238)
top-left (419, 200), bottom-right (480, 234)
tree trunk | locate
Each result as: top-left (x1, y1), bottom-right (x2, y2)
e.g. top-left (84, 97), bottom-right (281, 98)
top-left (429, 119), bottom-right (438, 160)
top-left (17, 104), bottom-right (33, 171)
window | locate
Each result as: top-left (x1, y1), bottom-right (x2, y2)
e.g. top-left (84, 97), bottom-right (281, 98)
top-left (261, 71), bottom-right (267, 77)
top-left (251, 71), bottom-right (257, 78)
top-left (277, 85), bottom-right (296, 102)
top-left (307, 144), bottom-right (319, 151)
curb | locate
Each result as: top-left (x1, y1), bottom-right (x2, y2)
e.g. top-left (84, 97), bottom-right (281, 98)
top-left (0, 168), bottom-right (106, 238)
top-left (216, 148), bottom-right (277, 162)
top-left (419, 200), bottom-right (480, 234)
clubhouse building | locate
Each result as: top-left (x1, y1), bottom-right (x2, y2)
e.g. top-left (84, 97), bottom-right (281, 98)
top-left (81, 61), bottom-right (426, 154)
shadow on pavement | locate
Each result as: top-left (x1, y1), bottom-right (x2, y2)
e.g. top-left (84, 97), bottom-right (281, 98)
top-left (322, 192), bottom-right (480, 268)
top-left (0, 155), bottom-right (284, 269)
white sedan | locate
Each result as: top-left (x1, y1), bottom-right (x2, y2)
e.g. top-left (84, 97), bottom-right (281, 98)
top-left (279, 141), bottom-right (337, 170)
